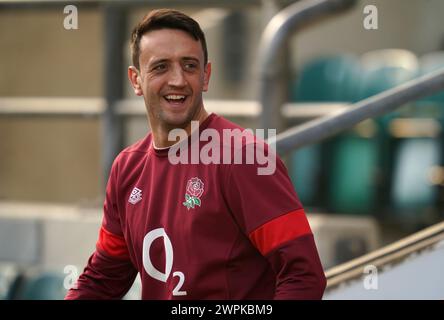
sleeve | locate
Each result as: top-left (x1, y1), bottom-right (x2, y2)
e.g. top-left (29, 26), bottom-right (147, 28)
top-left (224, 142), bottom-right (326, 300)
top-left (65, 155), bottom-right (138, 300)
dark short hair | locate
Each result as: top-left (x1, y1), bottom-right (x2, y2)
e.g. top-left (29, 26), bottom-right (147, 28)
top-left (130, 9), bottom-right (208, 70)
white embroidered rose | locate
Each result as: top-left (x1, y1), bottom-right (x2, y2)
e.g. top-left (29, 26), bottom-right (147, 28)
top-left (186, 177), bottom-right (204, 198)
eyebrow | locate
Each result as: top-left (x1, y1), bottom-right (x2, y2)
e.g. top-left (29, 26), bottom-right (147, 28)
top-left (149, 58), bottom-right (168, 67)
top-left (181, 56), bottom-right (200, 63)
top-left (149, 56), bottom-right (201, 67)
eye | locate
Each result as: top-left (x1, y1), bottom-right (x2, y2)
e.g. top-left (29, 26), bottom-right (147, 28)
top-left (184, 62), bottom-right (198, 71)
top-left (152, 64), bottom-right (167, 72)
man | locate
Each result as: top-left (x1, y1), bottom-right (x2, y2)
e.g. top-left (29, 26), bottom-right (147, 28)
top-left (66, 9), bottom-right (326, 300)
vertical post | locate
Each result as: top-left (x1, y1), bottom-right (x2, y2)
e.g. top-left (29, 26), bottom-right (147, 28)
top-left (260, 0), bottom-right (289, 136)
top-left (258, 0), bottom-right (356, 137)
top-left (102, 5), bottom-right (126, 184)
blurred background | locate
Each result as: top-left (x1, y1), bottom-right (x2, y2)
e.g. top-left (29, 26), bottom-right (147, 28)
top-left (1, 0), bottom-right (444, 299)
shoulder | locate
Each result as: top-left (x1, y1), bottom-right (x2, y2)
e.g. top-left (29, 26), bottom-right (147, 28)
top-left (208, 114), bottom-right (245, 132)
top-left (112, 134), bottom-right (152, 172)
top-left (206, 115), bottom-right (282, 178)
top-left (208, 114), bottom-right (256, 149)
top-left (121, 134), bottom-right (151, 155)
top-left (213, 115), bottom-right (275, 159)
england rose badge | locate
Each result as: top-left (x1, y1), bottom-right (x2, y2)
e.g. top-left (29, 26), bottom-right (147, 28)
top-left (183, 177), bottom-right (204, 210)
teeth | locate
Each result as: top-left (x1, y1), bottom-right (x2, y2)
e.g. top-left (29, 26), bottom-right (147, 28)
top-left (165, 95), bottom-right (185, 100)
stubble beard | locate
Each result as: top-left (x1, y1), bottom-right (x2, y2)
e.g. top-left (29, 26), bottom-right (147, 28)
top-left (150, 95), bottom-right (203, 133)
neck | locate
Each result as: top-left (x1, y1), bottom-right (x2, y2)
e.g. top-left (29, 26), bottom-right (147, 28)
top-left (150, 108), bottom-right (209, 148)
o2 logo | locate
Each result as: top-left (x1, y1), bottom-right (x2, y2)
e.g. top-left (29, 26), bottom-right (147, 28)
top-left (142, 228), bottom-right (187, 296)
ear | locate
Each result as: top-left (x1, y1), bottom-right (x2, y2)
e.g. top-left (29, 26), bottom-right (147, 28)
top-left (202, 62), bottom-right (211, 92)
top-left (128, 66), bottom-right (143, 96)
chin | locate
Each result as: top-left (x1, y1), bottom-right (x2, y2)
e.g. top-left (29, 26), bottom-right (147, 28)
top-left (162, 112), bottom-right (194, 129)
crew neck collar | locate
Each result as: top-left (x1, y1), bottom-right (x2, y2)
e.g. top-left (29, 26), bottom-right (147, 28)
top-left (150, 113), bottom-right (217, 157)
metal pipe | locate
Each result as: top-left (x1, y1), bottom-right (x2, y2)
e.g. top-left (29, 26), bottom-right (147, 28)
top-left (257, 0), bottom-right (356, 134)
top-left (102, 5), bottom-right (126, 182)
top-left (325, 220), bottom-right (444, 289)
top-left (272, 68), bottom-right (444, 155)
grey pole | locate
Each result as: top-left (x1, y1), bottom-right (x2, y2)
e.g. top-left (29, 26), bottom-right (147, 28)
top-left (103, 4), bottom-right (126, 183)
top-left (257, 0), bottom-right (356, 135)
top-left (273, 68), bottom-right (444, 155)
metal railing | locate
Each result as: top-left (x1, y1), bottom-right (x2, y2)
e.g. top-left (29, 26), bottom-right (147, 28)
top-left (257, 0), bottom-right (357, 133)
top-left (325, 220), bottom-right (444, 289)
top-left (256, 0), bottom-right (444, 156)
top-left (272, 68), bottom-right (444, 155)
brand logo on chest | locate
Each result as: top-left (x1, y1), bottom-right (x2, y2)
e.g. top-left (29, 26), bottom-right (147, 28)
top-left (128, 187), bottom-right (143, 205)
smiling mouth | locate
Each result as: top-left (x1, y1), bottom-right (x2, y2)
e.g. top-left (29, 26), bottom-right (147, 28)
top-left (164, 94), bottom-right (187, 106)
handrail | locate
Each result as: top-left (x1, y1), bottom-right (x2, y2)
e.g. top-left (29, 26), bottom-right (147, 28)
top-left (258, 0), bottom-right (356, 133)
top-left (272, 68), bottom-right (444, 155)
top-left (325, 220), bottom-right (444, 289)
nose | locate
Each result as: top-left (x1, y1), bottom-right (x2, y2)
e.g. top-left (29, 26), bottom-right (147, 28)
top-left (168, 65), bottom-right (187, 88)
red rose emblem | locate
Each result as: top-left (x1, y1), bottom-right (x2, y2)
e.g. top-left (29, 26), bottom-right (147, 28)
top-left (186, 177), bottom-right (204, 198)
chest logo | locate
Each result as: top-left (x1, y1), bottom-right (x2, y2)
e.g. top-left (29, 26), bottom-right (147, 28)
top-left (128, 187), bottom-right (142, 205)
top-left (183, 177), bottom-right (204, 210)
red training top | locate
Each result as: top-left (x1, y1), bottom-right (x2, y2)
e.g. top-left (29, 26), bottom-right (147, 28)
top-left (65, 113), bottom-right (326, 300)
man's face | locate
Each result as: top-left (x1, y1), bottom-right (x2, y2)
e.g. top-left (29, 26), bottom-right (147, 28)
top-left (129, 28), bottom-right (211, 130)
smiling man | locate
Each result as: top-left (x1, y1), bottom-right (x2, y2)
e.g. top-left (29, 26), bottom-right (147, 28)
top-left (65, 9), bottom-right (326, 300)
top-left (129, 24), bottom-right (211, 147)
